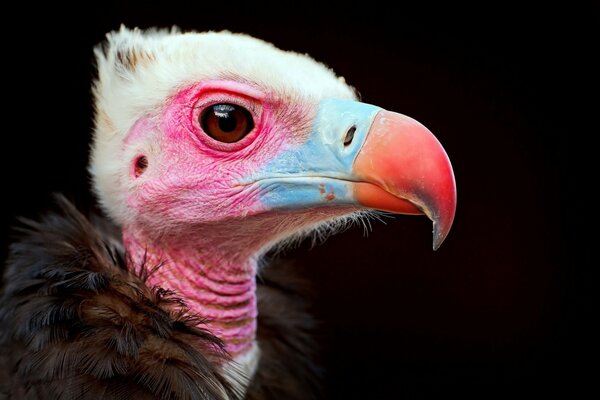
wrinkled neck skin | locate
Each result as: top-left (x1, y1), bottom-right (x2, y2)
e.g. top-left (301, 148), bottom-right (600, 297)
top-left (122, 223), bottom-right (265, 380)
top-left (122, 207), bottom-right (357, 385)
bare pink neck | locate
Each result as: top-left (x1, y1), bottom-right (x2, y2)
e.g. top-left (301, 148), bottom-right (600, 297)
top-left (122, 229), bottom-right (257, 357)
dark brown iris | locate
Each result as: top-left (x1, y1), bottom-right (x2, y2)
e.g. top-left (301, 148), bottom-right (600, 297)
top-left (200, 103), bottom-right (254, 143)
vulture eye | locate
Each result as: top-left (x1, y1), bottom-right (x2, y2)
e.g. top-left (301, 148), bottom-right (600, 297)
top-left (200, 103), bottom-right (254, 143)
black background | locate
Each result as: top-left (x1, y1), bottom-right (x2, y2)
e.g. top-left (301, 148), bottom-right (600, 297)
top-left (0, 2), bottom-right (590, 398)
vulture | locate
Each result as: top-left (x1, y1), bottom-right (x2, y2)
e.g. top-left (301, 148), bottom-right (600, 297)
top-left (0, 27), bottom-right (456, 399)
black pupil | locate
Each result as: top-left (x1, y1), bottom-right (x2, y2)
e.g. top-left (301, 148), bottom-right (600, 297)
top-left (213, 104), bottom-right (237, 133)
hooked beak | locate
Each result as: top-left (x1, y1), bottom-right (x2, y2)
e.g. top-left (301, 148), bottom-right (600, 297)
top-left (252, 99), bottom-right (456, 249)
top-left (352, 110), bottom-right (456, 249)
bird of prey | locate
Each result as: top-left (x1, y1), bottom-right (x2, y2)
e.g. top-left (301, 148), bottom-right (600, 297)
top-left (0, 27), bottom-right (456, 399)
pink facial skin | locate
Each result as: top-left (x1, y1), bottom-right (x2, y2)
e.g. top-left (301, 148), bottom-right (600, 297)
top-left (127, 81), bottom-right (311, 235)
top-left (121, 81), bottom-right (329, 356)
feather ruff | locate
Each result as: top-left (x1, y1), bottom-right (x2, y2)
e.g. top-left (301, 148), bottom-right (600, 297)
top-left (0, 197), bottom-right (319, 399)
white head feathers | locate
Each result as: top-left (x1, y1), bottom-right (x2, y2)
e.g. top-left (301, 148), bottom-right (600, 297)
top-left (90, 26), bottom-right (356, 224)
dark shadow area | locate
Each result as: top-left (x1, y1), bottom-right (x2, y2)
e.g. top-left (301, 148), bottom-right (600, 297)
top-left (0, 2), bottom-right (589, 398)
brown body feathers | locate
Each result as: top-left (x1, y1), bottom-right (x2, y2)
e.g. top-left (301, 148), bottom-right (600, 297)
top-left (0, 197), bottom-right (320, 399)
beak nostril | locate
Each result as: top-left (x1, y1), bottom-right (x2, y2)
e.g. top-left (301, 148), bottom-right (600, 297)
top-left (344, 126), bottom-right (356, 147)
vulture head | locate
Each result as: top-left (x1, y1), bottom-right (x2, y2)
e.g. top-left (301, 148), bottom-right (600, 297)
top-left (90, 26), bottom-right (456, 379)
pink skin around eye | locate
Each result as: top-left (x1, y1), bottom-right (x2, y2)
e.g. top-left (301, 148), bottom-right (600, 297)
top-left (126, 80), bottom-right (315, 229)
top-left (127, 83), bottom-right (271, 218)
top-left (162, 81), bottom-right (277, 161)
top-left (165, 81), bottom-right (268, 154)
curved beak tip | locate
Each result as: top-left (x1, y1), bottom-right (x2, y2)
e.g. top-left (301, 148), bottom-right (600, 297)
top-left (353, 109), bottom-right (456, 250)
top-left (427, 190), bottom-right (457, 251)
top-left (421, 200), bottom-right (455, 251)
top-left (432, 221), bottom-right (449, 251)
